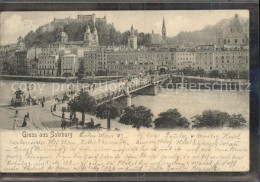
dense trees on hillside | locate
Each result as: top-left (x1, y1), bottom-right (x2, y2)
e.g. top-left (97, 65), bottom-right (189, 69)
top-left (23, 29), bottom-right (60, 48)
top-left (23, 19), bottom-right (151, 48)
top-left (20, 16), bottom-right (249, 48)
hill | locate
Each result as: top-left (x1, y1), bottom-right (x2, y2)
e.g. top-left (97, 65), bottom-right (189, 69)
top-left (22, 15), bottom-right (249, 48)
top-left (23, 19), bottom-right (151, 48)
top-left (168, 16), bottom-right (249, 46)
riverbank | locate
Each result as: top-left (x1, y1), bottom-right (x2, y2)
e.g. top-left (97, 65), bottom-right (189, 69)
top-left (0, 88), bottom-right (249, 131)
top-left (0, 75), bottom-right (123, 83)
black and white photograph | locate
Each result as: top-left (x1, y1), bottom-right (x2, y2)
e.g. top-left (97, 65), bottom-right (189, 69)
top-left (0, 10), bottom-right (249, 131)
top-left (0, 9), bottom-right (253, 174)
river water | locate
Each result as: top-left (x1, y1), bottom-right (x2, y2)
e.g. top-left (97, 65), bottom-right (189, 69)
top-left (132, 88), bottom-right (249, 122)
top-left (0, 80), bottom-right (249, 122)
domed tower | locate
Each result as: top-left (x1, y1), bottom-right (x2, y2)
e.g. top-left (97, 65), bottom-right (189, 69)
top-left (230, 14), bottom-right (243, 33)
top-left (59, 27), bottom-right (68, 42)
top-left (92, 24), bottom-right (99, 45)
top-left (17, 36), bottom-right (25, 50)
top-left (84, 25), bottom-right (91, 42)
top-left (60, 32), bottom-right (68, 42)
top-left (128, 24), bottom-right (137, 50)
top-left (224, 14), bottom-right (248, 47)
top-left (162, 17), bottom-right (166, 40)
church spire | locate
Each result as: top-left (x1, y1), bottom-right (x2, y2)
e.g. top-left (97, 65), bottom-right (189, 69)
top-left (163, 17), bottom-right (165, 28)
top-left (130, 24), bottom-right (135, 36)
top-left (162, 17), bottom-right (166, 40)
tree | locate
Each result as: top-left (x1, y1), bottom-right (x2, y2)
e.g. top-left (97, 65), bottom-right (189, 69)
top-left (226, 71), bottom-right (237, 81)
top-left (121, 31), bottom-right (131, 45)
top-left (154, 109), bottom-right (190, 129)
top-left (78, 59), bottom-right (84, 79)
top-left (63, 72), bottom-right (72, 77)
top-left (195, 69), bottom-right (206, 77)
top-left (96, 100), bottom-right (121, 130)
top-left (191, 110), bottom-right (246, 128)
top-left (228, 114), bottom-right (246, 128)
top-left (182, 67), bottom-right (193, 76)
top-left (192, 110), bottom-right (229, 128)
top-left (137, 32), bottom-right (151, 46)
top-left (119, 105), bottom-right (153, 130)
top-left (209, 70), bottom-right (220, 79)
top-left (239, 70), bottom-right (249, 80)
top-left (67, 90), bottom-right (97, 127)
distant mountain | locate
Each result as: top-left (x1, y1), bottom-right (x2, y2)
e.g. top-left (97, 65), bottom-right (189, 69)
top-left (168, 16), bottom-right (249, 46)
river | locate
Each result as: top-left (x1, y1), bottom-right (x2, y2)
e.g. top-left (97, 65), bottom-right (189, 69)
top-left (0, 80), bottom-right (249, 122)
top-left (132, 88), bottom-right (249, 122)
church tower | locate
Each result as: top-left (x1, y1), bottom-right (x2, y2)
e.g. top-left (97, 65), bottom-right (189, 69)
top-left (92, 24), bottom-right (99, 45)
top-left (162, 17), bottom-right (166, 40)
top-left (215, 28), bottom-right (223, 46)
top-left (84, 25), bottom-right (91, 42)
top-left (128, 24), bottom-right (138, 50)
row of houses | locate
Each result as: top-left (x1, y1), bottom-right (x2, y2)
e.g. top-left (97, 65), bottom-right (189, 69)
top-left (2, 43), bottom-right (249, 77)
top-left (1, 14), bottom-right (249, 77)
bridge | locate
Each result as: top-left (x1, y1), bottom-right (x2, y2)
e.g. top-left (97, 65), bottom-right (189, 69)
top-left (93, 74), bottom-right (169, 107)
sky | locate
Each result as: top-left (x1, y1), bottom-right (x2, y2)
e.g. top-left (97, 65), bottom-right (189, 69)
top-left (0, 10), bottom-right (249, 46)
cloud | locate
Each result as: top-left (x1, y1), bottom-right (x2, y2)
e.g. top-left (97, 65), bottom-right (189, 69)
top-left (1, 15), bottom-right (38, 45)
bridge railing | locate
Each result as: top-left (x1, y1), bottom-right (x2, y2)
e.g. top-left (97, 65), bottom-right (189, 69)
top-left (93, 74), bottom-right (169, 104)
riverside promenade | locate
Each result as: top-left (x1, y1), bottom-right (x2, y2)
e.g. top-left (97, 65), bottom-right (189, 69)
top-left (0, 75), bottom-right (154, 131)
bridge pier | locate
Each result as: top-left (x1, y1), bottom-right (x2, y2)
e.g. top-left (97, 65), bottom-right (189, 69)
top-left (115, 94), bottom-right (131, 108)
top-left (125, 94), bottom-right (132, 107)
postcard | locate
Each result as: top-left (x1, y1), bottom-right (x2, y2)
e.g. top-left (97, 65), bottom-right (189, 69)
top-left (0, 10), bottom-right (250, 173)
